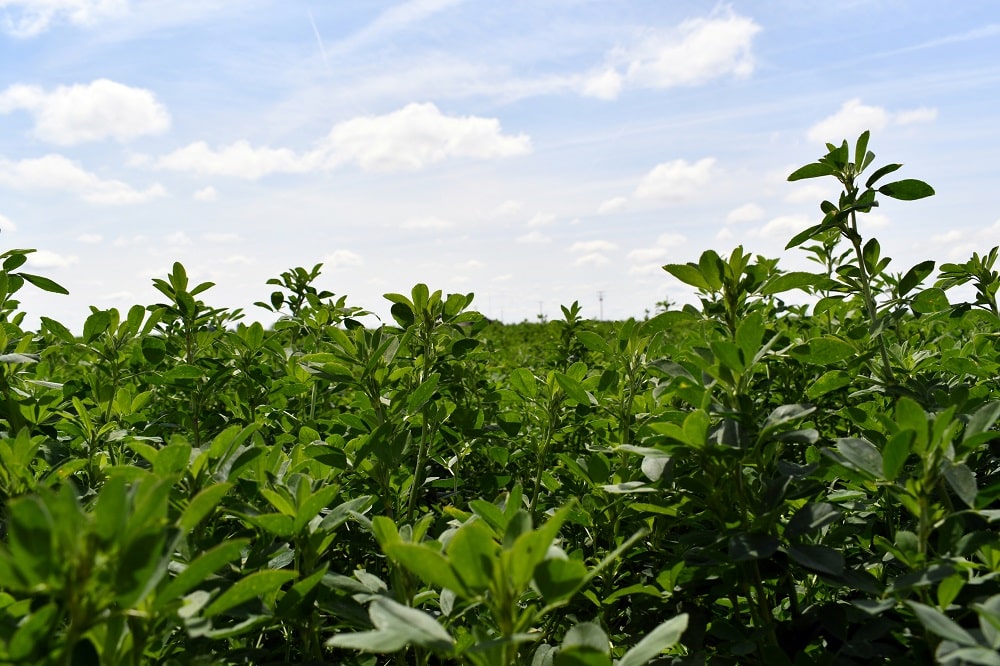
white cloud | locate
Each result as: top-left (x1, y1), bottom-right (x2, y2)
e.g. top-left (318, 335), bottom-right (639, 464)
top-left (626, 232), bottom-right (685, 274)
top-left (166, 231), bottom-right (191, 245)
top-left (325, 249), bottom-right (363, 268)
top-left (27, 249), bottom-right (78, 268)
top-left (112, 234), bottom-right (147, 246)
top-left (785, 183), bottom-right (836, 205)
top-left (569, 239), bottom-right (617, 253)
top-left (401, 216), bottom-right (454, 230)
top-left (808, 99), bottom-right (890, 144)
top-left (0, 79), bottom-right (170, 145)
top-left (76, 232), bottom-right (102, 243)
top-left (491, 200), bottom-right (522, 217)
top-left (581, 68), bottom-right (623, 100)
top-left (716, 227), bottom-right (734, 241)
top-left (157, 103), bottom-right (530, 178)
top-left (725, 202), bottom-right (765, 224)
top-left (223, 255), bottom-right (253, 265)
top-left (455, 259), bottom-right (484, 270)
top-left (0, 213), bottom-right (16, 232)
top-left (0, 0), bottom-right (127, 37)
top-left (755, 214), bottom-right (811, 238)
top-left (932, 229), bottom-right (963, 243)
top-left (597, 196), bottom-right (627, 214)
top-left (613, 9), bottom-right (760, 95)
top-left (193, 186), bottom-right (217, 201)
top-left (0, 154), bottom-right (165, 204)
top-left (516, 230), bottom-right (550, 244)
top-left (895, 107), bottom-right (938, 125)
top-left (322, 102), bottom-right (531, 172)
top-left (634, 158), bottom-right (715, 201)
top-left (527, 212), bottom-right (555, 227)
top-left (627, 247), bottom-right (668, 263)
top-left (157, 140), bottom-right (314, 180)
top-left (806, 99), bottom-right (937, 145)
top-left (574, 252), bottom-right (609, 267)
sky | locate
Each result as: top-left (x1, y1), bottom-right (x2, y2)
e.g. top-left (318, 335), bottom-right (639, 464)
top-left (1, 0), bottom-right (999, 331)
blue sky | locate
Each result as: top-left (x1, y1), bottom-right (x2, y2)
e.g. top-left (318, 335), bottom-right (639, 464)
top-left (1, 0), bottom-right (998, 329)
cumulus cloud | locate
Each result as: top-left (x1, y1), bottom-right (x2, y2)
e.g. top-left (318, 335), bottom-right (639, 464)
top-left (626, 232), bottom-right (686, 275)
top-left (491, 200), bottom-right (522, 217)
top-left (0, 79), bottom-right (170, 145)
top-left (725, 202), bottom-right (765, 224)
top-left (157, 140), bottom-right (315, 180)
top-left (325, 249), bottom-right (363, 268)
top-left (0, 0), bottom-right (127, 37)
top-left (569, 239), bottom-right (618, 253)
top-left (581, 68), bottom-right (623, 100)
top-left (77, 232), bottom-right (102, 243)
top-left (807, 99), bottom-right (938, 144)
top-left (0, 213), bottom-right (16, 232)
top-left (574, 252), bottom-right (609, 267)
top-left (591, 9), bottom-right (760, 100)
top-left (597, 196), bottom-right (627, 214)
top-left (634, 158), bottom-right (715, 201)
top-left (27, 249), bottom-right (78, 268)
top-left (755, 214), bottom-right (811, 238)
top-left (321, 102), bottom-right (531, 172)
top-left (527, 212), bottom-right (555, 227)
top-left (516, 230), bottom-right (551, 244)
top-left (0, 154), bottom-right (165, 204)
top-left (156, 103), bottom-right (530, 178)
top-left (193, 186), bottom-right (217, 201)
top-left (166, 231), bottom-right (191, 245)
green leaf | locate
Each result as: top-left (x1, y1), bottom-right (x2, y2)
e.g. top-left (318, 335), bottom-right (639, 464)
top-left (203, 569), bottom-right (297, 618)
top-left (39, 316), bottom-right (75, 343)
top-left (835, 437), bottom-right (883, 478)
top-left (911, 287), bottom-right (950, 313)
top-left (761, 271), bottom-right (823, 295)
top-left (327, 597), bottom-right (454, 653)
top-left (8, 603), bottom-right (59, 661)
top-left (20, 272), bottom-right (69, 295)
top-left (446, 520), bottom-right (498, 594)
top-left (878, 179), bottom-right (935, 201)
top-left (786, 503), bottom-right (841, 539)
top-left (864, 163), bottom-right (902, 188)
top-left (510, 367), bottom-right (538, 399)
top-left (156, 539), bottom-right (249, 608)
top-left (785, 224), bottom-right (826, 250)
top-left (899, 260), bottom-right (936, 297)
top-left (534, 557), bottom-right (588, 604)
top-left (905, 601), bottom-right (976, 646)
top-left (180, 483), bottom-right (233, 532)
top-left (787, 544), bottom-right (844, 576)
top-left (384, 543), bottom-right (467, 596)
top-left (562, 622), bottom-right (609, 654)
top-left (554, 372), bottom-right (591, 405)
top-left (882, 431), bottom-right (913, 481)
top-left (662, 263), bottom-right (711, 291)
top-left (617, 614), bottom-right (689, 666)
top-left (789, 336), bottom-right (856, 365)
top-left (788, 162), bottom-right (837, 181)
top-left (944, 463), bottom-right (978, 508)
top-left (576, 331), bottom-right (612, 356)
top-left (407, 373), bottom-right (440, 414)
top-left (805, 370), bottom-right (852, 399)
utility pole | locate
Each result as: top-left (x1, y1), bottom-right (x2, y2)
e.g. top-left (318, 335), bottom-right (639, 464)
top-left (597, 291), bottom-right (604, 320)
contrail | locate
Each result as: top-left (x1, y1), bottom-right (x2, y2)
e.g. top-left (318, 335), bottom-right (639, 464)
top-left (307, 8), bottom-right (330, 71)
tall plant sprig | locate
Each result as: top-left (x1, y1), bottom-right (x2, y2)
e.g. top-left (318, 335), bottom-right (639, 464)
top-left (786, 131), bottom-right (935, 384)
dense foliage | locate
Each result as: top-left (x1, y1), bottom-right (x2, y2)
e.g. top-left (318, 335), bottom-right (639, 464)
top-left (0, 133), bottom-right (999, 665)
